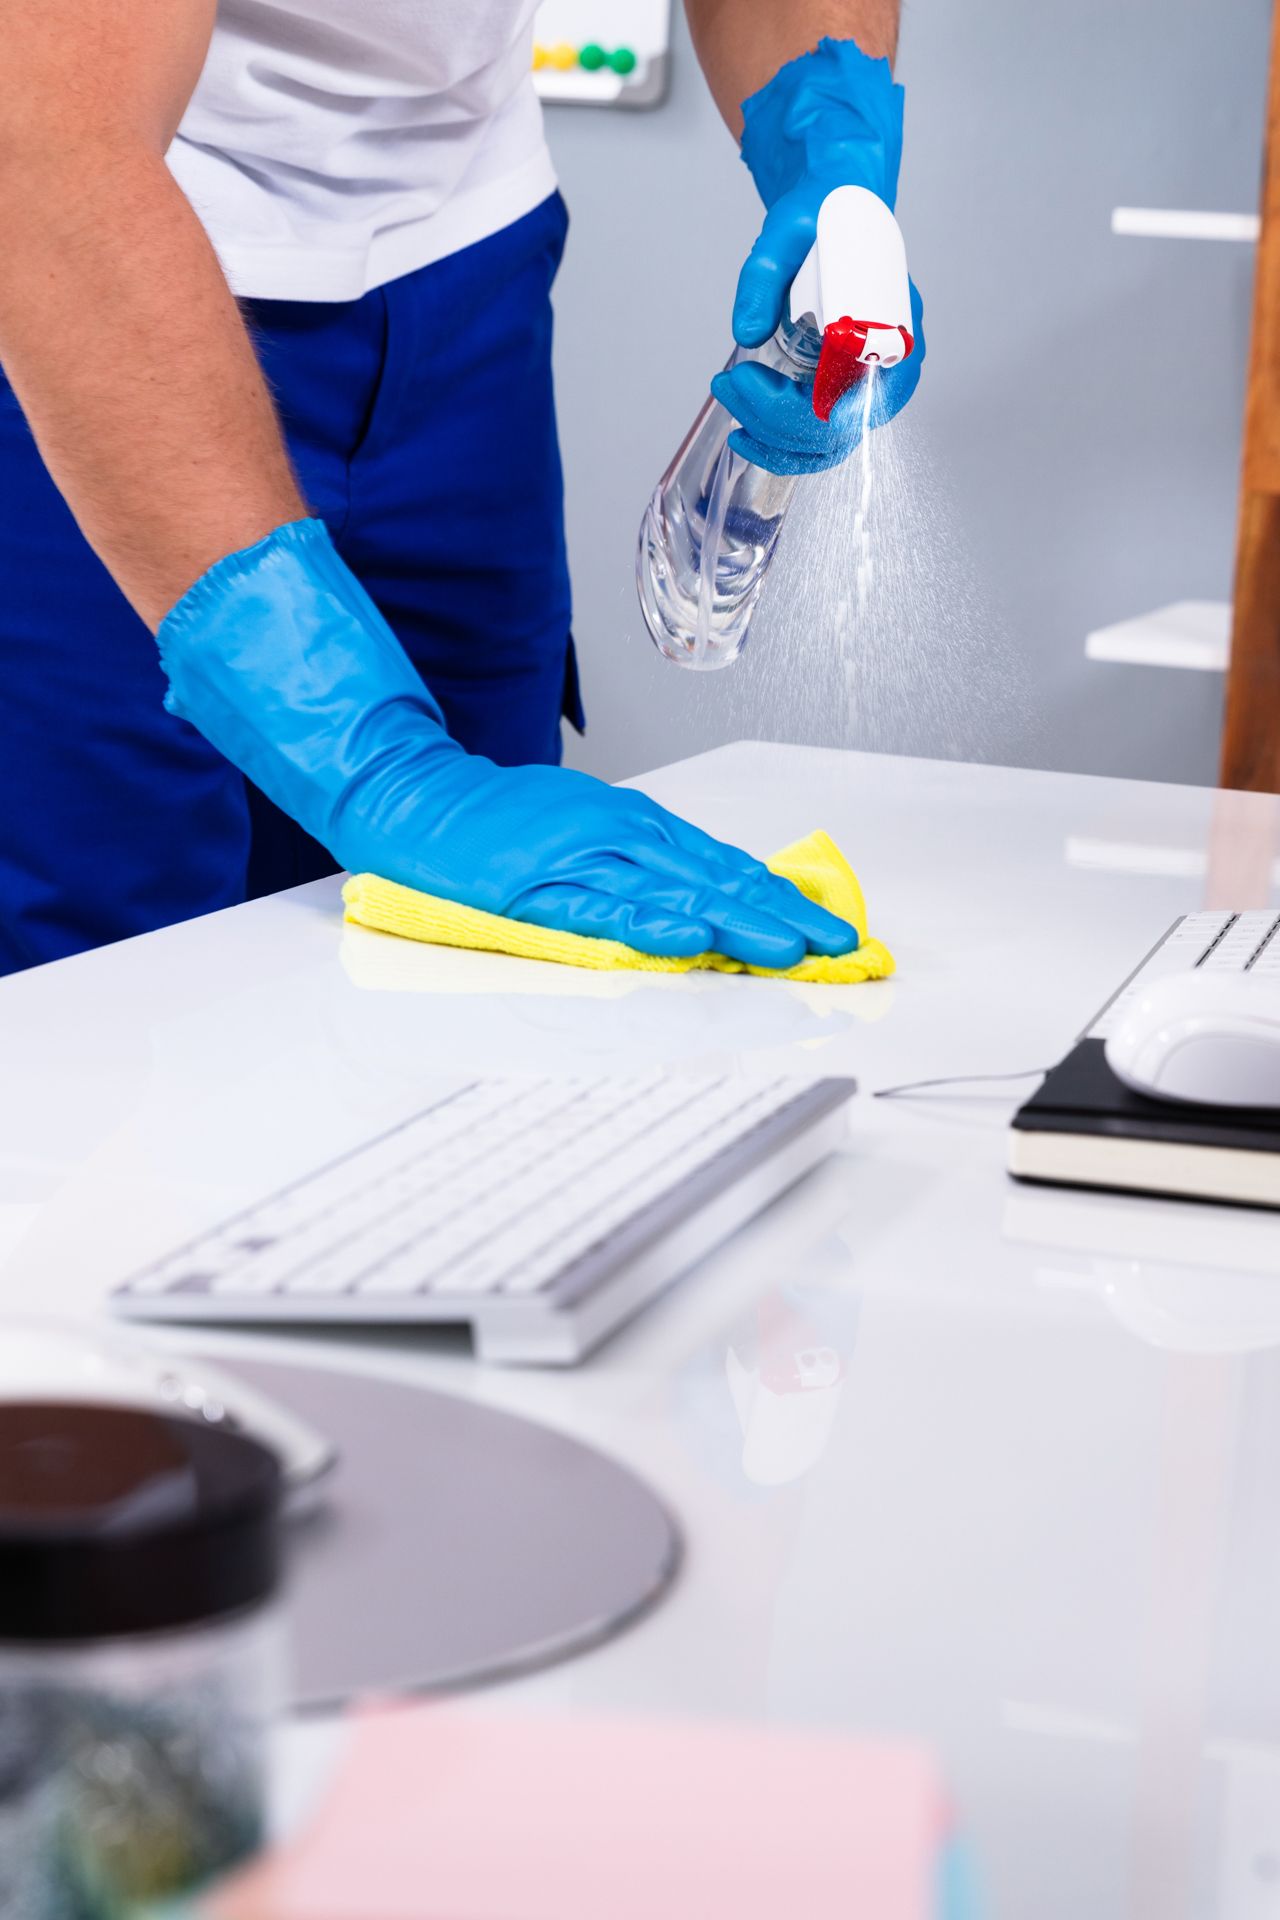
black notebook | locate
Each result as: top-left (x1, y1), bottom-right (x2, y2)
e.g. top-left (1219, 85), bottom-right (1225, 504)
top-left (1009, 1038), bottom-right (1280, 1209)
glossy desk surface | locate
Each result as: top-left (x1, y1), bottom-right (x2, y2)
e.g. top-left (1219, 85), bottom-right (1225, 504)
top-left (4, 743), bottom-right (1280, 1919)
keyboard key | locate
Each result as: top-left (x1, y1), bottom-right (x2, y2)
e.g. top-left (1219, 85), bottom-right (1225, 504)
top-left (211, 1269), bottom-right (291, 1296)
top-left (429, 1245), bottom-right (523, 1295)
top-left (280, 1265), bottom-right (358, 1296)
top-left (1201, 913), bottom-right (1279, 968)
top-left (354, 1249), bottom-right (435, 1295)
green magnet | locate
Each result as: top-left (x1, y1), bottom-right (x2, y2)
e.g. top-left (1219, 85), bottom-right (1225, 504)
top-left (578, 42), bottom-right (607, 70)
top-left (608, 46), bottom-right (638, 75)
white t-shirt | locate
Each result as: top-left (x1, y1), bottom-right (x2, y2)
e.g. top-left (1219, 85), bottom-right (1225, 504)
top-left (168, 1), bottom-right (557, 302)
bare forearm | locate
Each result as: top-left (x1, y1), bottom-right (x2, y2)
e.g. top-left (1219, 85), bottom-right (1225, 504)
top-left (685, 0), bottom-right (899, 134)
top-left (0, 150), bottom-right (304, 630)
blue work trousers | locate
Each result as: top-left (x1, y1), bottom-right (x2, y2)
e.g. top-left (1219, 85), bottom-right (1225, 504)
top-left (0, 193), bottom-right (580, 974)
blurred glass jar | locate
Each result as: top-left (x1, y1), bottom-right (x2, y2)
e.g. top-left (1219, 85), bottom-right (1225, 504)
top-left (0, 1399), bottom-right (285, 1918)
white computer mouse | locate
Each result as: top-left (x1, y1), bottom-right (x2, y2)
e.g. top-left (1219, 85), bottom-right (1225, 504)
top-left (1105, 972), bottom-right (1280, 1108)
top-left (0, 1319), bottom-right (336, 1507)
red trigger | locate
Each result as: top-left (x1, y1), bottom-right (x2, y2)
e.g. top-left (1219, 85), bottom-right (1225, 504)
top-left (812, 317), bottom-right (869, 422)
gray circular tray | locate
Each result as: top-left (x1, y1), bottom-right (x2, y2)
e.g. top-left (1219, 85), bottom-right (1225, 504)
top-left (228, 1358), bottom-right (680, 1711)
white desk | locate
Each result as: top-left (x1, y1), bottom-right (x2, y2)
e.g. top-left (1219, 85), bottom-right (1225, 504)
top-left (5, 743), bottom-right (1280, 1918)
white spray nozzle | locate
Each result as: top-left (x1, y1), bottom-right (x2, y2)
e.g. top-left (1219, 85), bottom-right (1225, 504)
top-left (788, 184), bottom-right (913, 373)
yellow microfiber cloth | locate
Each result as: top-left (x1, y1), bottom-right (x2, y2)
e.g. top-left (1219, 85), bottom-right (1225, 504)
top-left (341, 829), bottom-right (894, 984)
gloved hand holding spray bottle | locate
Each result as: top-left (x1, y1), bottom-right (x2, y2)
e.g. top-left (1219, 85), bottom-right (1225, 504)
top-left (637, 39), bottom-right (924, 670)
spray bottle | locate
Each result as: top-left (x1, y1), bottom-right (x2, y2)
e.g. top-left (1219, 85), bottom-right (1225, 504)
top-left (636, 185), bottom-right (915, 671)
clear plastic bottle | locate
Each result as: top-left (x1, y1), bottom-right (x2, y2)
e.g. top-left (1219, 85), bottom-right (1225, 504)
top-left (636, 316), bottom-right (819, 673)
top-left (635, 184), bottom-right (915, 674)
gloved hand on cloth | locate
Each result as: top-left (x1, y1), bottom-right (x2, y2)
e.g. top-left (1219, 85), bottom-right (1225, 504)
top-left (157, 519), bottom-right (860, 970)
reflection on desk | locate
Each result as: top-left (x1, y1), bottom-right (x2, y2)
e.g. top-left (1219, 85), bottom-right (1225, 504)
top-left (1006, 1188), bottom-right (1280, 1354)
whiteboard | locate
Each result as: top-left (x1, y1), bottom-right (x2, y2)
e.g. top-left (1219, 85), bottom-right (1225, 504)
top-left (533, 0), bottom-right (672, 108)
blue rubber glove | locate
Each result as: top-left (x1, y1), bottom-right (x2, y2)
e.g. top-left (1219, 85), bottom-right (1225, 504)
top-left (158, 520), bottom-right (859, 967)
top-left (714, 37), bottom-right (925, 477)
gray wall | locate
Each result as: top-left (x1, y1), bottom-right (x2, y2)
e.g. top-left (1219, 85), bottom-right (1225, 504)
top-left (544, 1), bottom-right (1270, 786)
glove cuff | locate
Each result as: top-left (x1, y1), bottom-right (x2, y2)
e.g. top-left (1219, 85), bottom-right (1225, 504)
top-left (740, 36), bottom-right (904, 212)
top-left (157, 517), bottom-right (451, 853)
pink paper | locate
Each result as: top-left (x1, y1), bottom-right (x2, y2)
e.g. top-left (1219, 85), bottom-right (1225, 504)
top-left (211, 1709), bottom-right (948, 1919)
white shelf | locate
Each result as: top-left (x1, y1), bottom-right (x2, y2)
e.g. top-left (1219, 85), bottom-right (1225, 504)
top-left (1085, 600), bottom-right (1231, 672)
top-left (1099, 214), bottom-right (1248, 690)
top-left (1112, 207), bottom-right (1260, 243)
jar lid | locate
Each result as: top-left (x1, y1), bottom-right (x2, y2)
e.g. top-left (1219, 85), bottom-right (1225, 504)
top-left (0, 1401), bottom-right (283, 1641)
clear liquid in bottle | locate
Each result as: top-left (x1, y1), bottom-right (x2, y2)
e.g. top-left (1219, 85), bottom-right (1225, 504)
top-left (636, 320), bottom-right (820, 672)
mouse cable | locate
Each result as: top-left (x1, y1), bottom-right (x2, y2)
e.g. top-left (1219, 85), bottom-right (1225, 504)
top-left (872, 1068), bottom-right (1049, 1101)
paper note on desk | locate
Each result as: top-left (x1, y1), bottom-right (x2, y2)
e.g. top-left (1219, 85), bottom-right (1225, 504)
top-left (206, 1709), bottom-right (951, 1919)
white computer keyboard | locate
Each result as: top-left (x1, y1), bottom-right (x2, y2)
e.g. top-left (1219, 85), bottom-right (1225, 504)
top-left (113, 1073), bottom-right (856, 1364)
top-left (1088, 910), bottom-right (1280, 1041)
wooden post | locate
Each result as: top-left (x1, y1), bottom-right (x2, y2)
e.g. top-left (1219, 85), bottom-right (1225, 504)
top-left (1222, 0), bottom-right (1280, 793)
